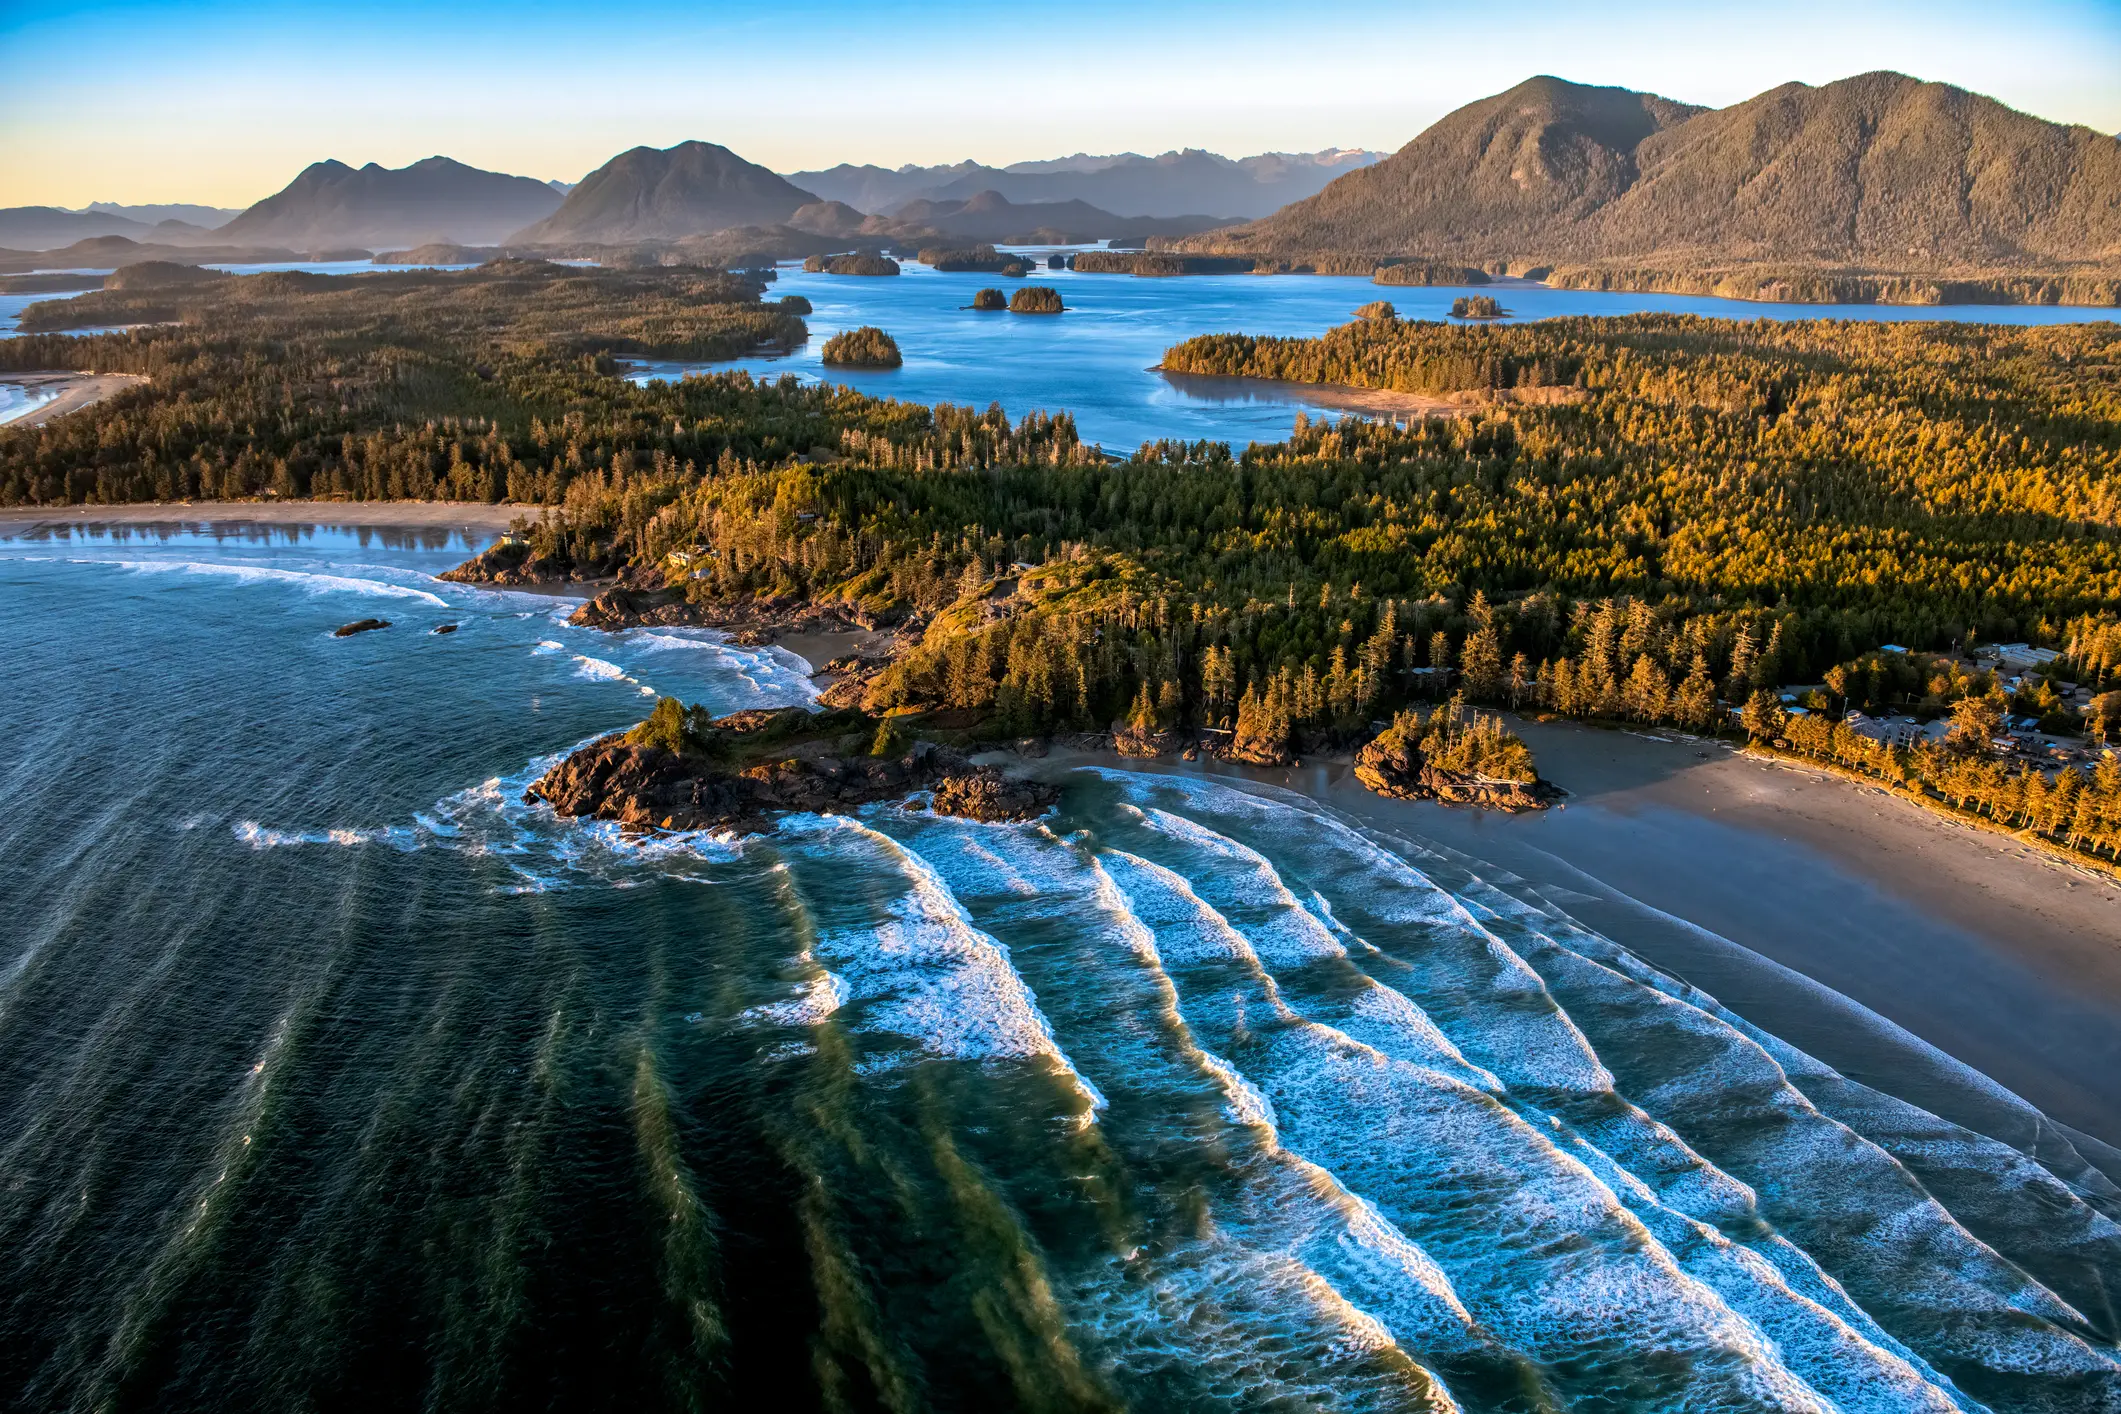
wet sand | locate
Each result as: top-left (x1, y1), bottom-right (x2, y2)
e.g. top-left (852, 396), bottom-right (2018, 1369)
top-left (1028, 720), bottom-right (2121, 1162)
top-left (777, 628), bottom-right (882, 670)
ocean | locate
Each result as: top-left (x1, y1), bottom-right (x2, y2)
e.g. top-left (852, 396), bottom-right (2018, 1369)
top-left (1, 524), bottom-right (2117, 1412)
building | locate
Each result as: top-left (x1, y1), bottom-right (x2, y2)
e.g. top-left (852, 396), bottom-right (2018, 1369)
top-left (1843, 711), bottom-right (1925, 748)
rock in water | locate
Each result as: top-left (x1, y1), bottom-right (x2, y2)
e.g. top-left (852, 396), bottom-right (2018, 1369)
top-left (333, 618), bottom-right (390, 637)
top-left (568, 587), bottom-right (638, 629)
top-left (431, 623), bottom-right (459, 635)
top-left (523, 709), bottom-right (1057, 833)
top-left (929, 771), bottom-right (1058, 822)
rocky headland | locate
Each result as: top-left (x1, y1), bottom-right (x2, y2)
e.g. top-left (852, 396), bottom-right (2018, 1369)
top-left (525, 704), bottom-right (1057, 834)
top-left (446, 534), bottom-right (1557, 817)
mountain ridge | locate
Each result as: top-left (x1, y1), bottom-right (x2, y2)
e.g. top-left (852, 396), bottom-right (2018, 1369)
top-left (789, 148), bottom-right (1382, 219)
top-left (217, 156), bottom-right (564, 249)
top-left (511, 143), bottom-right (818, 244)
top-left (1171, 72), bottom-right (2121, 286)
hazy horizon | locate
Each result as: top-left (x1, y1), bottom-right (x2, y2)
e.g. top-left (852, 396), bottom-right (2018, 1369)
top-left (3, 0), bottom-right (2118, 209)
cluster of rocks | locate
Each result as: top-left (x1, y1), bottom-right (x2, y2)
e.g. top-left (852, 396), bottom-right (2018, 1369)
top-left (524, 708), bottom-right (1056, 835)
top-left (437, 537), bottom-right (602, 586)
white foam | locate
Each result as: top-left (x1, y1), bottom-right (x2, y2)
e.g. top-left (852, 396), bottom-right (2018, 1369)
top-left (741, 971), bottom-right (849, 1027)
top-left (623, 628), bottom-right (820, 705)
top-left (82, 558), bottom-right (449, 606)
top-left (231, 820), bottom-right (418, 851)
top-left (775, 815), bottom-right (1103, 1114)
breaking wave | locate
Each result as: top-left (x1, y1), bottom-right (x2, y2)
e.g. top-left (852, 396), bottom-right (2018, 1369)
top-left (214, 746), bottom-right (2121, 1408)
top-left (80, 558), bottom-right (451, 606)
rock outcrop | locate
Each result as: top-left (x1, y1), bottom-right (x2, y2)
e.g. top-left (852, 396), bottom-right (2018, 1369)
top-left (524, 708), bottom-right (1057, 834)
top-left (333, 618), bottom-right (390, 637)
top-left (438, 537), bottom-right (583, 586)
top-left (1353, 730), bottom-right (1557, 811)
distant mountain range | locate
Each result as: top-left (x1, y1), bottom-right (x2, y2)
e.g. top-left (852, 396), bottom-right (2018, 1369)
top-left (216, 157), bottom-right (565, 249)
top-left (0, 206), bottom-right (232, 251)
top-left (88, 202), bottom-right (242, 228)
top-left (784, 189), bottom-right (1228, 246)
top-left (787, 149), bottom-right (1382, 219)
top-left (11, 78), bottom-right (2111, 299)
top-left (1174, 73), bottom-right (2121, 284)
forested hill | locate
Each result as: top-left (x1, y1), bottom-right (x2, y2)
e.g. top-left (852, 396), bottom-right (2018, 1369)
top-left (216, 157), bottom-right (564, 250)
top-left (1174, 72), bottom-right (2121, 294)
top-left (512, 142), bottom-right (818, 244)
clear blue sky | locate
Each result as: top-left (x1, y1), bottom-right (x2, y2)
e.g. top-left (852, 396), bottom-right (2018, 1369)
top-left (3, 0), bottom-right (2118, 207)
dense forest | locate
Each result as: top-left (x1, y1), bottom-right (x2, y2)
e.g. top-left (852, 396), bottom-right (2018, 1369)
top-left (7, 268), bottom-right (2121, 855)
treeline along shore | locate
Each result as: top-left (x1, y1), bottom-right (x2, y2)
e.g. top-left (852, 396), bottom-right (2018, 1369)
top-left (7, 262), bottom-right (2121, 850)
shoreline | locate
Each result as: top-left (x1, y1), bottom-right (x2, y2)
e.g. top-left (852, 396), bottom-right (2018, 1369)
top-left (0, 499), bottom-right (524, 534)
top-left (756, 632), bottom-right (2121, 1154)
top-left (0, 371), bottom-right (148, 430)
top-left (1005, 721), bottom-right (2121, 1157)
top-left (1153, 368), bottom-right (1583, 419)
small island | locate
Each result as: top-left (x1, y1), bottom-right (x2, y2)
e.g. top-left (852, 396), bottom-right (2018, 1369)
top-left (525, 700), bottom-right (1056, 833)
top-left (778, 294), bottom-right (812, 314)
top-left (820, 326), bottom-right (903, 367)
top-left (921, 245), bottom-right (1014, 273)
top-left (1009, 285), bottom-right (1064, 314)
top-left (1450, 295), bottom-right (1506, 319)
top-left (969, 288), bottom-right (1008, 311)
top-left (1353, 300), bottom-right (1396, 321)
top-left (1352, 700), bottom-right (1557, 810)
top-left (802, 253), bottom-right (901, 277)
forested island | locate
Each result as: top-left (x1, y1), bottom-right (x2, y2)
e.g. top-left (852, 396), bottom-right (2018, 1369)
top-left (6, 265), bottom-right (2121, 851)
top-left (819, 326), bottom-right (902, 367)
top-left (801, 253), bottom-right (901, 276)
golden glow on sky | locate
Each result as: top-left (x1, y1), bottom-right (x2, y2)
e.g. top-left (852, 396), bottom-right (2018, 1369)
top-left (2, 0), bottom-right (2117, 207)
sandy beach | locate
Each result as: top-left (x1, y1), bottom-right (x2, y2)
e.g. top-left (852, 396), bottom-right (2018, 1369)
top-left (0, 499), bottom-right (523, 535)
top-left (0, 371), bottom-right (149, 430)
top-left (1001, 719), bottom-right (2121, 1162)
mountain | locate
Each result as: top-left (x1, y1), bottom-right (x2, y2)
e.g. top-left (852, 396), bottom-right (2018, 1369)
top-left (217, 157), bottom-right (563, 249)
top-left (788, 149), bottom-right (1382, 219)
top-left (512, 142), bottom-right (817, 244)
top-left (1177, 73), bottom-right (2121, 279)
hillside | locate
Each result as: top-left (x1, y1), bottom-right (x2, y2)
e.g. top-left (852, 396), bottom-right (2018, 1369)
top-left (513, 142), bottom-right (817, 244)
top-left (217, 157), bottom-right (563, 249)
top-left (1175, 73), bottom-right (2121, 294)
top-left (790, 148), bottom-right (1380, 219)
